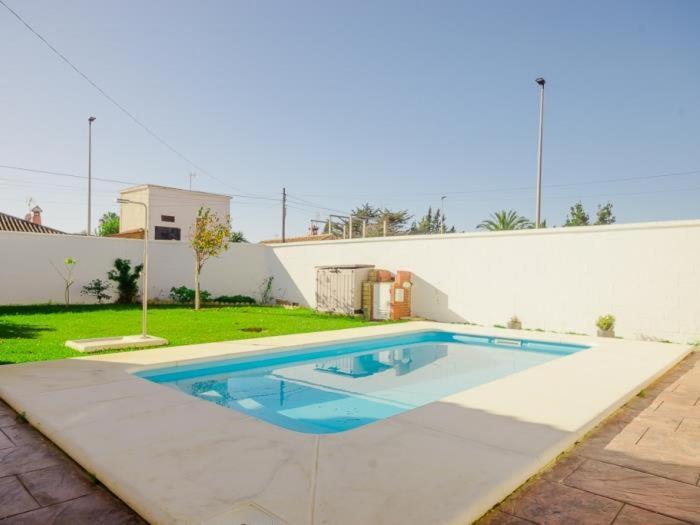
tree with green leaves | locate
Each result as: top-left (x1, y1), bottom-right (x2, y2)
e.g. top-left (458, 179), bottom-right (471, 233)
top-left (410, 206), bottom-right (455, 234)
top-left (229, 231), bottom-right (248, 243)
top-left (191, 207), bottom-right (232, 310)
top-left (107, 258), bottom-right (143, 304)
top-left (564, 201), bottom-right (590, 226)
top-left (477, 210), bottom-right (533, 231)
top-left (95, 212), bottom-right (120, 236)
top-left (595, 202), bottom-right (616, 225)
top-left (326, 203), bottom-right (412, 237)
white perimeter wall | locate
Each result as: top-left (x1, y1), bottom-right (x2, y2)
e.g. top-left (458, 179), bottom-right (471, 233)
top-left (2, 220), bottom-right (699, 343)
top-left (0, 232), bottom-right (268, 305)
top-left (267, 220), bottom-right (700, 343)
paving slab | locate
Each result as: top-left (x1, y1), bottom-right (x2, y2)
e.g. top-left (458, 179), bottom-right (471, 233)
top-left (477, 350), bottom-right (700, 525)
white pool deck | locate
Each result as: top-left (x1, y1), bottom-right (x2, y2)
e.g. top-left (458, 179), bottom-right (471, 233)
top-left (0, 322), bottom-right (691, 525)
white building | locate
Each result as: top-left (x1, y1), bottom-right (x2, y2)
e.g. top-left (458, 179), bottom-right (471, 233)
top-left (117, 185), bottom-right (231, 241)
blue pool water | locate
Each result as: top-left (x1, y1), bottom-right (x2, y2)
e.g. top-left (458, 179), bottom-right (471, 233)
top-left (138, 331), bottom-right (587, 434)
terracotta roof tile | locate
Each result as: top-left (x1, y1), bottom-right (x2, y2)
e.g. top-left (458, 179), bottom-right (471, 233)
top-left (0, 212), bottom-right (65, 234)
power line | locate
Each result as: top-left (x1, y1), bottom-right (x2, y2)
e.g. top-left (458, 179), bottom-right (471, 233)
top-left (0, 164), bottom-right (281, 202)
top-left (0, 164), bottom-right (135, 185)
top-left (0, 0), bottom-right (245, 195)
top-left (293, 169), bottom-right (700, 200)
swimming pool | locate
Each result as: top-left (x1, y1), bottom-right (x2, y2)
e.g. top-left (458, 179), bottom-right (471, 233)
top-left (139, 331), bottom-right (588, 434)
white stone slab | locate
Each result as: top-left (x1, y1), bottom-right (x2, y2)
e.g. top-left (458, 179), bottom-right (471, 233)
top-left (65, 335), bottom-right (168, 352)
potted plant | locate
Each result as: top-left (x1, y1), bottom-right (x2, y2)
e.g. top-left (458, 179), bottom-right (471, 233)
top-left (507, 315), bottom-right (522, 330)
top-left (596, 314), bottom-right (616, 338)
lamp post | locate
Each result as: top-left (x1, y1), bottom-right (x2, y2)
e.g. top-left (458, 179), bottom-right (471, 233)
top-left (116, 198), bottom-right (149, 337)
top-left (535, 78), bottom-right (545, 228)
top-left (440, 195), bottom-right (446, 234)
top-left (87, 116), bottom-right (96, 234)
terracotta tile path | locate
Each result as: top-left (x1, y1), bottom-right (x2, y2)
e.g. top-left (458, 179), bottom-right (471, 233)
top-left (478, 349), bottom-right (700, 525)
top-left (0, 349), bottom-right (697, 524)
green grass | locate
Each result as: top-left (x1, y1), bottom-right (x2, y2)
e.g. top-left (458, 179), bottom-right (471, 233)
top-left (0, 304), bottom-right (385, 365)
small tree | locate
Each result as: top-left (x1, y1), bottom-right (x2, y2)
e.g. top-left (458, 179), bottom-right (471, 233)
top-left (96, 212), bottom-right (120, 236)
top-left (595, 202), bottom-right (616, 225)
top-left (81, 279), bottom-right (111, 304)
top-left (107, 258), bottom-right (143, 304)
top-left (190, 207), bottom-right (232, 310)
top-left (564, 201), bottom-right (590, 226)
top-left (50, 257), bottom-right (77, 307)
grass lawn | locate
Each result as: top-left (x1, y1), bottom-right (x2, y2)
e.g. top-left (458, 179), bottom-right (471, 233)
top-left (0, 304), bottom-right (386, 365)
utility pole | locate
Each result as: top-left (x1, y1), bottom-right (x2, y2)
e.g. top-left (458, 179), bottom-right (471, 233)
top-left (535, 77), bottom-right (546, 228)
top-left (441, 195), bottom-right (446, 234)
top-left (87, 116), bottom-right (96, 235)
top-left (281, 187), bottom-right (287, 243)
top-left (189, 172), bottom-right (196, 190)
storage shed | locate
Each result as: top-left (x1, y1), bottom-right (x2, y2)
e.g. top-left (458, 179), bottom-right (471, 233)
top-left (315, 265), bottom-right (374, 315)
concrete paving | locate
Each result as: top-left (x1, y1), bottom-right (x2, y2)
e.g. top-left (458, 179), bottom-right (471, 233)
top-left (478, 350), bottom-right (700, 525)
top-left (0, 400), bottom-right (144, 524)
top-left (0, 324), bottom-right (694, 525)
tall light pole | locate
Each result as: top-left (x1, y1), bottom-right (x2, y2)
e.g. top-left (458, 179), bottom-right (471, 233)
top-left (116, 198), bottom-right (149, 337)
top-left (535, 78), bottom-right (545, 228)
top-left (87, 116), bottom-right (96, 234)
top-left (440, 195), bottom-right (446, 234)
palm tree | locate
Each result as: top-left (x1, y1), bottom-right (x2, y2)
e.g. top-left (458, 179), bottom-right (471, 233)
top-left (477, 210), bottom-right (533, 231)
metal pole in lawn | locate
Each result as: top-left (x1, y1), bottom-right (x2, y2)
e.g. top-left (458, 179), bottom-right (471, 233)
top-left (116, 198), bottom-right (149, 337)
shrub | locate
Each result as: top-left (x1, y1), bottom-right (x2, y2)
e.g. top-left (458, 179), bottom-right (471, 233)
top-left (81, 279), bottom-right (111, 304)
top-left (214, 295), bottom-right (256, 304)
top-left (259, 276), bottom-right (274, 305)
top-left (170, 286), bottom-right (211, 304)
top-left (596, 314), bottom-right (615, 332)
top-left (107, 258), bottom-right (143, 304)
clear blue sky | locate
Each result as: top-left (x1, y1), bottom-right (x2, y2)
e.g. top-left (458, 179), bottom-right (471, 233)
top-left (1, 0), bottom-right (699, 240)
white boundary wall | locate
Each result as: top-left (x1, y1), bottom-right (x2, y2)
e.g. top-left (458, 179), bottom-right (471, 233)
top-left (267, 220), bottom-right (700, 343)
top-left (1, 220), bottom-right (699, 343)
top-left (0, 231), bottom-right (268, 305)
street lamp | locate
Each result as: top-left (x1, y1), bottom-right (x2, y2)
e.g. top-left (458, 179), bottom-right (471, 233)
top-left (535, 78), bottom-right (545, 228)
top-left (116, 198), bottom-right (149, 337)
top-left (87, 116), bottom-right (96, 235)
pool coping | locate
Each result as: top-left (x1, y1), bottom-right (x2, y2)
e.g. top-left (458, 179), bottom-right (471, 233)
top-left (0, 322), bottom-right (691, 525)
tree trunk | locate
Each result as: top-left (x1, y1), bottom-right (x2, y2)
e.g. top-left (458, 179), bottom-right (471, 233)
top-left (194, 260), bottom-right (200, 310)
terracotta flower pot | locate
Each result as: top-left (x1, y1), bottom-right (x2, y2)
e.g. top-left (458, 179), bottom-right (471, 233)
top-left (507, 320), bottom-right (522, 330)
top-left (597, 328), bottom-right (615, 338)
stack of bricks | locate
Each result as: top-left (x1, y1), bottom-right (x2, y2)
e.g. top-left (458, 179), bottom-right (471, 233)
top-left (361, 281), bottom-right (374, 320)
top-left (362, 269), bottom-right (412, 320)
top-left (390, 270), bottom-right (412, 320)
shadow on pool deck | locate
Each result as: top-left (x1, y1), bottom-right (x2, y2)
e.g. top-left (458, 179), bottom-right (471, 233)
top-left (478, 350), bottom-right (700, 525)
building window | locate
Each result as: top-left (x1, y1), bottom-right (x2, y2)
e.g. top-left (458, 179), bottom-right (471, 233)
top-left (154, 226), bottom-right (181, 241)
top-left (160, 215), bottom-right (175, 223)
